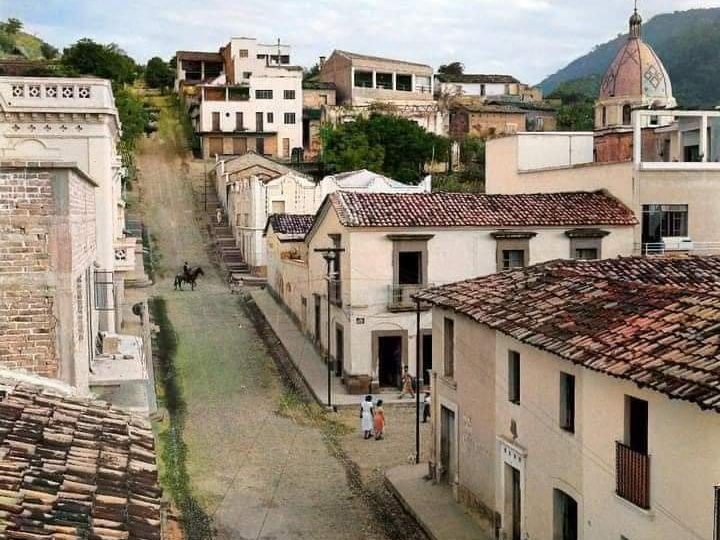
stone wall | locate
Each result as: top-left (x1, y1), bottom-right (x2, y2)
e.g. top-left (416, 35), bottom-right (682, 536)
top-left (0, 170), bottom-right (57, 376)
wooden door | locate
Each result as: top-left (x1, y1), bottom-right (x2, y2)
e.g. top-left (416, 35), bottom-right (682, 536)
top-left (208, 137), bottom-right (223, 156)
top-left (232, 137), bottom-right (247, 155)
top-left (511, 466), bottom-right (521, 540)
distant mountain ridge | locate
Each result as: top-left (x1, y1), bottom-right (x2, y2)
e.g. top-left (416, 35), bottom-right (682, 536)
top-left (540, 8), bottom-right (720, 108)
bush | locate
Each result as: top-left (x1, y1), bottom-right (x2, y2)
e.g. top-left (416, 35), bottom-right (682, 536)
top-left (145, 57), bottom-right (174, 89)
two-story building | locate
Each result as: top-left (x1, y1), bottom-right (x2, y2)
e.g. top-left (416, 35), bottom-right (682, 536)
top-left (177, 38), bottom-right (303, 159)
top-left (416, 255), bottom-right (720, 540)
top-left (0, 76), bottom-right (132, 334)
top-left (318, 50), bottom-right (442, 135)
top-left (485, 8), bottom-right (720, 256)
top-left (268, 190), bottom-right (636, 394)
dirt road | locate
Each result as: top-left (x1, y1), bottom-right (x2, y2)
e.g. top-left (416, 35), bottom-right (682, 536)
top-left (134, 97), bottom-right (426, 540)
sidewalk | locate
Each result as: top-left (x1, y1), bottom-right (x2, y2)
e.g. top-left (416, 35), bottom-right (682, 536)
top-left (249, 288), bottom-right (416, 409)
top-left (385, 464), bottom-right (494, 540)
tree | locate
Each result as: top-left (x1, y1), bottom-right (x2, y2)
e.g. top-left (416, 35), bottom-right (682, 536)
top-left (438, 62), bottom-right (464, 76)
top-left (322, 114), bottom-right (450, 183)
top-left (3, 18), bottom-right (22, 34)
top-left (40, 42), bottom-right (58, 59)
top-left (145, 56), bottom-right (174, 88)
top-left (61, 38), bottom-right (138, 85)
top-left (303, 63), bottom-right (320, 82)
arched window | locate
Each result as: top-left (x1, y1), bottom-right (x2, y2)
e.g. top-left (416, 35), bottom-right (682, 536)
top-left (622, 104), bottom-right (632, 125)
top-left (602, 106), bottom-right (607, 127)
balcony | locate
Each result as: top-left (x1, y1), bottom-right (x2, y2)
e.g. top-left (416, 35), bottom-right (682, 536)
top-left (616, 441), bottom-right (650, 510)
top-left (388, 283), bottom-right (433, 312)
top-left (636, 241), bottom-right (720, 256)
top-left (114, 237), bottom-right (138, 272)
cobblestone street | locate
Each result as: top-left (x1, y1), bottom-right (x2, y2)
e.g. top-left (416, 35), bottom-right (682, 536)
top-left (134, 98), bottom-right (428, 539)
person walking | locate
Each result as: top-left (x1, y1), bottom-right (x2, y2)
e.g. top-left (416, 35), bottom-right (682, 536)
top-left (422, 392), bottom-right (431, 423)
top-left (359, 395), bottom-right (374, 440)
top-left (373, 399), bottom-right (385, 440)
top-left (216, 207), bottom-right (223, 225)
top-left (399, 366), bottom-right (415, 399)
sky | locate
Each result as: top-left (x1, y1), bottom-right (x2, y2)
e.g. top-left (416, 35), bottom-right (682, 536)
top-left (2, 0), bottom-right (719, 84)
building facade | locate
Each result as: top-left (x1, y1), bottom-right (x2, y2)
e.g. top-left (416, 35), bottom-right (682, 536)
top-left (178, 38), bottom-right (303, 159)
top-left (434, 73), bottom-right (542, 103)
top-left (417, 256), bottom-right (720, 540)
top-left (0, 76), bottom-right (130, 333)
top-left (269, 191), bottom-right (636, 393)
top-left (0, 163), bottom-right (97, 389)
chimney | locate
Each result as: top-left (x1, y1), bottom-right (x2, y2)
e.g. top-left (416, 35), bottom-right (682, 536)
top-left (319, 56), bottom-right (326, 68)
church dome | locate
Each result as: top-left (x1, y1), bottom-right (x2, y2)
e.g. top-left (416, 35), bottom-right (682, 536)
top-left (598, 10), bottom-right (674, 105)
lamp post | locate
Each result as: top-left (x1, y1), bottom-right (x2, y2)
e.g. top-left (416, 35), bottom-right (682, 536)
top-left (315, 246), bottom-right (345, 410)
top-left (415, 298), bottom-right (421, 464)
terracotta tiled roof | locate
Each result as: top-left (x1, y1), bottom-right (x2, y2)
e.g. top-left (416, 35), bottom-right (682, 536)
top-left (264, 214), bottom-right (315, 237)
top-left (415, 256), bottom-right (720, 412)
top-left (176, 50), bottom-right (223, 62)
top-left (329, 191), bottom-right (637, 228)
top-left (0, 382), bottom-right (162, 539)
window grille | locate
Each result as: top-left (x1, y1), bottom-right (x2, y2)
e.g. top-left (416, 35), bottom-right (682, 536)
top-left (94, 270), bottom-right (115, 311)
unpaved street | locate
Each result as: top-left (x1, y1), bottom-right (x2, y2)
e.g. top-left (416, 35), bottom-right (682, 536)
top-left (134, 97), bottom-right (427, 540)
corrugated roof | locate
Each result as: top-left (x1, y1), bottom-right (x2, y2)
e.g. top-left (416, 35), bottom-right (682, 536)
top-left (416, 256), bottom-right (720, 412)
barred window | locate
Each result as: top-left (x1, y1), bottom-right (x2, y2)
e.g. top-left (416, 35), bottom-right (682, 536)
top-left (284, 112), bottom-right (296, 124)
top-left (255, 89), bottom-right (273, 99)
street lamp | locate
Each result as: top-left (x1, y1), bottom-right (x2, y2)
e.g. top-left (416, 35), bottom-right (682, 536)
top-left (315, 246), bottom-right (345, 410)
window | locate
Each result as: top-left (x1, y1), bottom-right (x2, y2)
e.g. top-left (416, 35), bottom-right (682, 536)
top-left (242, 71), bottom-right (252, 79)
top-left (714, 486), bottom-right (720, 540)
top-left (212, 111), bottom-right (221, 131)
top-left (443, 318), bottom-right (454, 378)
top-left (508, 351), bottom-right (520, 404)
top-left (503, 250), bottom-right (525, 270)
top-left (560, 373), bottom-right (575, 433)
top-left (204, 62), bottom-right (223, 78)
top-left (238, 49), bottom-right (249, 58)
top-left (480, 84), bottom-right (486, 96)
top-left (553, 489), bottom-right (578, 540)
top-left (354, 70), bottom-right (373, 88)
top-left (641, 204), bottom-right (688, 244)
top-left (284, 89), bottom-right (296, 99)
top-left (257, 54), bottom-right (266, 61)
top-left (284, 112), bottom-right (296, 124)
top-left (574, 248), bottom-right (598, 260)
top-left (94, 270), bottom-right (115, 311)
top-left (622, 104), bottom-right (632, 125)
top-left (266, 112), bottom-right (274, 123)
top-left (415, 75), bottom-right (432, 93)
top-left (398, 252), bottom-right (422, 285)
top-left (235, 112), bottom-right (244, 131)
top-left (396, 74), bottom-right (412, 91)
top-left (376, 72), bottom-right (393, 90)
top-left (602, 106), bottom-right (607, 126)
top-left (283, 138), bottom-right (290, 158)
top-left (76, 275), bottom-right (84, 341)
top-left (228, 87), bottom-right (249, 101)
top-left (319, 94), bottom-right (328, 104)
top-left (271, 200), bottom-right (286, 214)
top-left (625, 396), bottom-right (648, 455)
top-left (255, 89), bottom-right (273, 99)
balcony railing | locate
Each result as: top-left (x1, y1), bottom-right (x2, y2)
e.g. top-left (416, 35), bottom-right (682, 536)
top-left (636, 241), bottom-right (720, 256)
top-left (616, 441), bottom-right (650, 509)
top-left (388, 283), bottom-right (433, 311)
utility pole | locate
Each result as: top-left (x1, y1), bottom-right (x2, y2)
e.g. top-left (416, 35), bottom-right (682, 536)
top-left (315, 247), bottom-right (345, 410)
top-left (415, 299), bottom-right (421, 464)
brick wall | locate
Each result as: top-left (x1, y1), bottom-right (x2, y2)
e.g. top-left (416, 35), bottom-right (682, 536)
top-left (0, 170), bottom-right (57, 376)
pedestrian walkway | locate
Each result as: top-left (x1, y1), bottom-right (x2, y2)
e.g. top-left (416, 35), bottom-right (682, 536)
top-left (250, 288), bottom-right (415, 408)
top-left (385, 464), bottom-right (494, 540)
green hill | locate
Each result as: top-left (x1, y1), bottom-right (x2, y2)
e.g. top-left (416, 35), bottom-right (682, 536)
top-left (539, 8), bottom-right (720, 108)
top-left (0, 18), bottom-right (57, 60)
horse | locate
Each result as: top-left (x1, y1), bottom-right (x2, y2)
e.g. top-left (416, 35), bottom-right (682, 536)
top-left (174, 266), bottom-right (204, 291)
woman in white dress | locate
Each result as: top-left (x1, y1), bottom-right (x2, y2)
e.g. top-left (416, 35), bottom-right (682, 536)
top-left (360, 395), bottom-right (374, 439)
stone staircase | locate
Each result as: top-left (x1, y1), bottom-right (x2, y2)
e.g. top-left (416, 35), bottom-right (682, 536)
top-left (201, 185), bottom-right (252, 279)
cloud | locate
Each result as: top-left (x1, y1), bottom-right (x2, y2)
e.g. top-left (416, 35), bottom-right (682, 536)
top-left (3, 0), bottom-right (719, 84)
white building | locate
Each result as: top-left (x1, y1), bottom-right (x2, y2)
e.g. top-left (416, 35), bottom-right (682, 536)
top-left (318, 169), bottom-right (431, 199)
top-left (0, 76), bottom-right (132, 332)
top-left (178, 38), bottom-right (303, 159)
top-left (434, 73), bottom-right (542, 103)
top-left (215, 152), bottom-right (319, 273)
top-left (267, 190), bottom-right (637, 393)
top-left (417, 256), bottom-right (720, 540)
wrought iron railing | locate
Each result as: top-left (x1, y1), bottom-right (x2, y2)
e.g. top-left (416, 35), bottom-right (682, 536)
top-left (388, 283), bottom-right (434, 311)
top-left (616, 441), bottom-right (650, 509)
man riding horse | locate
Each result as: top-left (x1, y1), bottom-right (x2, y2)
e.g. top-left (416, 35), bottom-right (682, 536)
top-left (174, 262), bottom-right (204, 291)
